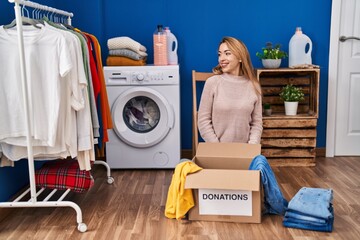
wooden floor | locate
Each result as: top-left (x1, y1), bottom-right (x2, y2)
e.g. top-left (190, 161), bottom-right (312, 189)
top-left (0, 156), bottom-right (359, 240)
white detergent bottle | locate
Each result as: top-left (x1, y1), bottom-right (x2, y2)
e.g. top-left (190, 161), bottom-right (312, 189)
top-left (164, 27), bottom-right (178, 65)
top-left (289, 27), bottom-right (312, 67)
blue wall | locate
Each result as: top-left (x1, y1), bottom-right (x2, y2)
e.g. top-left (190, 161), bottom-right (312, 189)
top-left (0, 0), bottom-right (332, 201)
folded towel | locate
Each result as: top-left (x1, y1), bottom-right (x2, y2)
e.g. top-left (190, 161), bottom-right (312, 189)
top-left (106, 56), bottom-right (147, 66)
top-left (109, 48), bottom-right (147, 59)
top-left (107, 37), bottom-right (147, 55)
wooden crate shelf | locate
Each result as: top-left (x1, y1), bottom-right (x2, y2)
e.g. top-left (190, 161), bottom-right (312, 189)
top-left (257, 68), bottom-right (320, 167)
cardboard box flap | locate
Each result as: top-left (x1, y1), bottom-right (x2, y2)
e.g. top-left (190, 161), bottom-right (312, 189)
top-left (196, 142), bottom-right (261, 159)
top-left (185, 169), bottom-right (260, 191)
top-left (195, 156), bottom-right (253, 170)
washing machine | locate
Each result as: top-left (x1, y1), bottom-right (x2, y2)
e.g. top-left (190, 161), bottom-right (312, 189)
top-left (104, 65), bottom-right (181, 169)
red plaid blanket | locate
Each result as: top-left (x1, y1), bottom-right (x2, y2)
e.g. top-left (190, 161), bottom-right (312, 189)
top-left (35, 159), bottom-right (94, 193)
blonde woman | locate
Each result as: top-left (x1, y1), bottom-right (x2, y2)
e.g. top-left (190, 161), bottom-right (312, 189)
top-left (198, 36), bottom-right (263, 144)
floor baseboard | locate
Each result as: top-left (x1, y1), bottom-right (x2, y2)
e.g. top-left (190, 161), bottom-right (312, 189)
top-left (181, 149), bottom-right (193, 159)
top-left (316, 147), bottom-right (326, 157)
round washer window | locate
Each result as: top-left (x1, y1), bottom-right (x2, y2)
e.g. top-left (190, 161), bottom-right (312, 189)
top-left (123, 96), bottom-right (160, 133)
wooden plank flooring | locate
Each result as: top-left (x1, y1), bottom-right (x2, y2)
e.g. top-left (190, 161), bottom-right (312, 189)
top-left (0, 156), bottom-right (359, 239)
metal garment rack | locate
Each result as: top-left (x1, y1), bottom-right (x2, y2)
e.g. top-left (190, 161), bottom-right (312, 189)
top-left (0, 0), bottom-right (113, 233)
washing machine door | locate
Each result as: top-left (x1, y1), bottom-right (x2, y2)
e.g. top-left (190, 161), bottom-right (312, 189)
top-left (112, 87), bottom-right (174, 148)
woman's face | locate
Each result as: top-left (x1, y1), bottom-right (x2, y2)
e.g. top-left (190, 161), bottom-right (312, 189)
top-left (218, 42), bottom-right (241, 76)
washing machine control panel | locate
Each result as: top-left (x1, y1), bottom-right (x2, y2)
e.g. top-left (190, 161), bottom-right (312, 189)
top-left (131, 71), bottom-right (178, 85)
top-left (135, 73), bottom-right (145, 81)
top-left (104, 66), bottom-right (179, 86)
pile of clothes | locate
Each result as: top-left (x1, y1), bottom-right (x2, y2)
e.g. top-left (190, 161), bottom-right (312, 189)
top-left (283, 187), bottom-right (334, 232)
top-left (164, 155), bottom-right (289, 220)
top-left (106, 36), bottom-right (147, 66)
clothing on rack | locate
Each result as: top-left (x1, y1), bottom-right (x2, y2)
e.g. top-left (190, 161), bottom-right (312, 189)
top-left (78, 30), bottom-right (113, 147)
top-left (0, 19), bottom-right (112, 170)
top-left (90, 33), bottom-right (113, 140)
top-left (283, 187), bottom-right (334, 232)
top-left (249, 155), bottom-right (288, 215)
top-left (0, 2), bottom-right (98, 232)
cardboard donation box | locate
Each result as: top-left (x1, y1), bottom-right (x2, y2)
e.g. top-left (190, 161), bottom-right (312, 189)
top-left (185, 142), bottom-right (262, 223)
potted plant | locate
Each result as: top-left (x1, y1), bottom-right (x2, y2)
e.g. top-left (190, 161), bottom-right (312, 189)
top-left (256, 42), bottom-right (288, 69)
top-left (279, 84), bottom-right (305, 115)
top-left (263, 103), bottom-right (272, 116)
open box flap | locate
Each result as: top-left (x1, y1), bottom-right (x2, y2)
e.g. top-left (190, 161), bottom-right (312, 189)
top-left (193, 143), bottom-right (261, 169)
top-left (185, 169), bottom-right (260, 191)
top-left (196, 142), bottom-right (261, 159)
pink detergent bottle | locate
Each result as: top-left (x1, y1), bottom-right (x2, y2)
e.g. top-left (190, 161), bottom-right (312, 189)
top-left (153, 25), bottom-right (168, 65)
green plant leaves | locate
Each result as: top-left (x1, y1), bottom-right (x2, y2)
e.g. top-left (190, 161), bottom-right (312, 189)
top-left (256, 42), bottom-right (288, 59)
top-left (263, 103), bottom-right (271, 109)
top-left (279, 84), bottom-right (305, 102)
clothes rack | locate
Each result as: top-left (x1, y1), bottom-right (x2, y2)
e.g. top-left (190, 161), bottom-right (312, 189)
top-left (0, 0), bottom-right (113, 233)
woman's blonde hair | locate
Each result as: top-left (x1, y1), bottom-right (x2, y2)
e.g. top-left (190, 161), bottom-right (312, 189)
top-left (213, 36), bottom-right (262, 96)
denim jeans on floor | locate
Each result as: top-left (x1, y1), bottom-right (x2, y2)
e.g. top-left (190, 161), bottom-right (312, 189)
top-left (285, 210), bottom-right (327, 223)
top-left (249, 155), bottom-right (288, 215)
top-left (283, 205), bottom-right (334, 232)
top-left (287, 187), bottom-right (333, 219)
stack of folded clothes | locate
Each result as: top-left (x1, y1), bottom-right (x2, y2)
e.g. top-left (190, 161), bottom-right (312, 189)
top-left (283, 187), bottom-right (334, 232)
top-left (106, 36), bottom-right (147, 66)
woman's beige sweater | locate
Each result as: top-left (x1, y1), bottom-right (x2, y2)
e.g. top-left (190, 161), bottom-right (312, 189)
top-left (198, 73), bottom-right (263, 144)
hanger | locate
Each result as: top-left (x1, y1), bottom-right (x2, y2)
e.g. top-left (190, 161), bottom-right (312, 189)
top-left (32, 7), bottom-right (44, 25)
top-left (61, 22), bottom-right (75, 30)
top-left (3, 17), bottom-right (42, 29)
top-left (3, 5), bottom-right (41, 29)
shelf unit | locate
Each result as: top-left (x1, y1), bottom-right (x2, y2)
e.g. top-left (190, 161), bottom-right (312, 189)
top-left (256, 68), bottom-right (320, 167)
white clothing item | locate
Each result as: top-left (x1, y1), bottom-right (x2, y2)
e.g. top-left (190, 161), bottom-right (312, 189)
top-left (0, 142), bottom-right (69, 161)
top-left (45, 24), bottom-right (84, 159)
top-left (0, 67), bottom-right (70, 160)
top-left (0, 25), bottom-right (73, 163)
top-left (45, 24), bottom-right (92, 159)
top-left (77, 87), bottom-right (93, 152)
top-left (0, 24), bottom-right (93, 170)
top-left (0, 25), bottom-right (72, 147)
top-left (76, 86), bottom-right (95, 170)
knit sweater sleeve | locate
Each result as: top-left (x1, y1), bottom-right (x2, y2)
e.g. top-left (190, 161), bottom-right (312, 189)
top-left (197, 78), bottom-right (220, 142)
top-left (248, 94), bottom-right (263, 144)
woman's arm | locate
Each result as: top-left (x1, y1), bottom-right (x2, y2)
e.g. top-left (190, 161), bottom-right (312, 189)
top-left (248, 95), bottom-right (263, 144)
top-left (197, 79), bottom-right (219, 142)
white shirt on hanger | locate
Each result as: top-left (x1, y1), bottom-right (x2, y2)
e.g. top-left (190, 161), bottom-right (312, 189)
top-left (0, 25), bottom-right (72, 147)
top-left (0, 24), bottom-right (94, 170)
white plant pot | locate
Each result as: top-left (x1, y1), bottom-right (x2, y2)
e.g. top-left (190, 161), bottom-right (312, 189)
top-left (284, 101), bottom-right (298, 115)
top-left (262, 59), bottom-right (281, 69)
